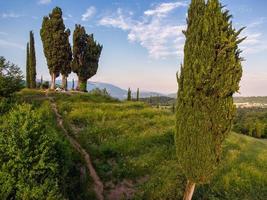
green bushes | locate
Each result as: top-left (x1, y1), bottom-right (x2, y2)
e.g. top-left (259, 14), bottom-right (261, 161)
top-left (0, 101), bottom-right (94, 199)
top-left (0, 104), bottom-right (63, 199)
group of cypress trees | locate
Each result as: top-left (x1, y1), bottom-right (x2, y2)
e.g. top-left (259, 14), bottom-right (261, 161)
top-left (127, 88), bottom-right (140, 101)
top-left (26, 31), bottom-right (36, 88)
top-left (175, 0), bottom-right (244, 199)
top-left (40, 7), bottom-right (102, 91)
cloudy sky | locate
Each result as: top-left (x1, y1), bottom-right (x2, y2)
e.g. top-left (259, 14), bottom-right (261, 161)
top-left (0, 0), bottom-right (266, 95)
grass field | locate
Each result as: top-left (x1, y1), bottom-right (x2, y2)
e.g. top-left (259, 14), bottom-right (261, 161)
top-left (18, 89), bottom-right (267, 199)
top-left (53, 91), bottom-right (267, 200)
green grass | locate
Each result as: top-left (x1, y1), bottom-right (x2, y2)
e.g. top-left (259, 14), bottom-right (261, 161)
top-left (52, 91), bottom-right (267, 200)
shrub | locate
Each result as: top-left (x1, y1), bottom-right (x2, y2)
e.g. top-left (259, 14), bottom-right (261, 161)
top-left (0, 104), bottom-right (64, 199)
top-left (0, 57), bottom-right (24, 97)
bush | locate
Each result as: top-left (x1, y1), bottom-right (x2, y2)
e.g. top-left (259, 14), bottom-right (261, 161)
top-left (0, 104), bottom-right (65, 199)
top-left (0, 57), bottom-right (24, 97)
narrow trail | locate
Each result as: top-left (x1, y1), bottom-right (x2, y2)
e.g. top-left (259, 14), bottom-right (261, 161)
top-left (48, 95), bottom-right (104, 200)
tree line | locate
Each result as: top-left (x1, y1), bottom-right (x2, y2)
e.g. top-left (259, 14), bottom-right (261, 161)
top-left (26, 7), bottom-right (102, 92)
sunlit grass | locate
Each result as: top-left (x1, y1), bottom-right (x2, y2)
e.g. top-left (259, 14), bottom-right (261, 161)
top-left (53, 92), bottom-right (267, 199)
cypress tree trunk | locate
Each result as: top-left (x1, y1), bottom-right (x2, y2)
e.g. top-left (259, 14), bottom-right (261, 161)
top-left (62, 75), bottom-right (67, 90)
top-left (183, 180), bottom-right (195, 200)
top-left (50, 73), bottom-right (56, 90)
top-left (77, 77), bottom-right (87, 92)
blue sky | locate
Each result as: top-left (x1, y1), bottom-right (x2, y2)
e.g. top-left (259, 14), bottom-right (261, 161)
top-left (0, 0), bottom-right (266, 95)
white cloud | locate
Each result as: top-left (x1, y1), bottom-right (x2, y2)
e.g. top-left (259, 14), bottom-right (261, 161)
top-left (1, 12), bottom-right (21, 19)
top-left (38, 0), bottom-right (52, 5)
top-left (99, 2), bottom-right (186, 59)
top-left (240, 19), bottom-right (267, 54)
top-left (144, 1), bottom-right (187, 17)
top-left (82, 6), bottom-right (96, 21)
top-left (247, 17), bottom-right (265, 28)
top-left (0, 39), bottom-right (24, 50)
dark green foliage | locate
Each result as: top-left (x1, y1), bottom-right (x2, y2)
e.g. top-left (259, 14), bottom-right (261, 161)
top-left (72, 24), bottom-right (103, 92)
top-left (0, 57), bottom-right (23, 97)
top-left (127, 88), bottom-right (131, 101)
top-left (26, 42), bottom-right (30, 88)
top-left (176, 0), bottom-right (243, 185)
top-left (137, 88), bottom-right (140, 101)
top-left (40, 7), bottom-right (72, 90)
top-left (29, 31), bottom-right (36, 88)
top-left (60, 29), bottom-right (72, 90)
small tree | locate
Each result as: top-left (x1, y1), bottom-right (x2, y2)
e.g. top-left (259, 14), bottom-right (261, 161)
top-left (0, 57), bottom-right (23, 97)
top-left (127, 88), bottom-right (131, 101)
top-left (29, 31), bottom-right (36, 88)
top-left (40, 7), bottom-right (71, 90)
top-left (175, 0), bottom-right (244, 199)
top-left (72, 24), bottom-right (103, 92)
top-left (40, 75), bottom-right (43, 89)
top-left (72, 78), bottom-right (75, 90)
top-left (136, 88), bottom-right (140, 101)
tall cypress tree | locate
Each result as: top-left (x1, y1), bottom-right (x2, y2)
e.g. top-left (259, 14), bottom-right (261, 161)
top-left (40, 7), bottom-right (71, 90)
top-left (26, 43), bottom-right (30, 88)
top-left (60, 30), bottom-right (72, 91)
top-left (175, 0), bottom-right (244, 199)
top-left (72, 79), bottom-right (75, 90)
top-left (136, 88), bottom-right (140, 101)
top-left (29, 31), bottom-right (36, 88)
top-left (127, 88), bottom-right (131, 101)
top-left (72, 24), bottom-right (103, 92)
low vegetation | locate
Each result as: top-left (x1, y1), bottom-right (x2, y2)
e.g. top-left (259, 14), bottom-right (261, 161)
top-left (0, 90), bottom-right (96, 199)
top-left (52, 91), bottom-right (267, 199)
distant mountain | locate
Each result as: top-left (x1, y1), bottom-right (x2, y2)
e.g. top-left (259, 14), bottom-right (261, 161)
top-left (54, 80), bottom-right (165, 100)
top-left (167, 93), bottom-right (177, 98)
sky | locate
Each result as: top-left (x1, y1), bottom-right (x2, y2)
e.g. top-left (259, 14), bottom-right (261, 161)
top-left (0, 0), bottom-right (266, 95)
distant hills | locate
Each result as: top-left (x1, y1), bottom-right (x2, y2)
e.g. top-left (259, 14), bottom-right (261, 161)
top-left (55, 80), bottom-right (166, 100)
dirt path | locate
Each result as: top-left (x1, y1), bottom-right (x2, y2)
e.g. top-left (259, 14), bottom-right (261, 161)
top-left (48, 96), bottom-right (104, 200)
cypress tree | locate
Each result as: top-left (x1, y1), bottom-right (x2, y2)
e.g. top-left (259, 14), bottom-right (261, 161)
top-left (72, 24), bottom-right (103, 92)
top-left (40, 75), bottom-right (43, 89)
top-left (175, 0), bottom-right (244, 199)
top-left (40, 7), bottom-right (71, 90)
top-left (127, 88), bottom-right (131, 101)
top-left (60, 29), bottom-right (72, 91)
top-left (29, 31), bottom-right (36, 88)
top-left (136, 88), bottom-right (140, 101)
top-left (26, 43), bottom-right (30, 88)
top-left (72, 79), bottom-right (75, 90)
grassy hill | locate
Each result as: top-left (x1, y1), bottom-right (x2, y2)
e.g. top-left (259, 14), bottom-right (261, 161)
top-left (53, 92), bottom-right (266, 199)
top-left (17, 90), bottom-right (267, 199)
